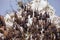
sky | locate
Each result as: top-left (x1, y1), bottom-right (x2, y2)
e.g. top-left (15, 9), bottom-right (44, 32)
top-left (0, 0), bottom-right (60, 16)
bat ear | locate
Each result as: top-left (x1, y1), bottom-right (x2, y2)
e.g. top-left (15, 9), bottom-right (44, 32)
top-left (0, 15), bottom-right (6, 26)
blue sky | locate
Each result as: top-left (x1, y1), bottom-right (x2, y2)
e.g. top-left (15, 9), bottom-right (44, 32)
top-left (0, 0), bottom-right (60, 16)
